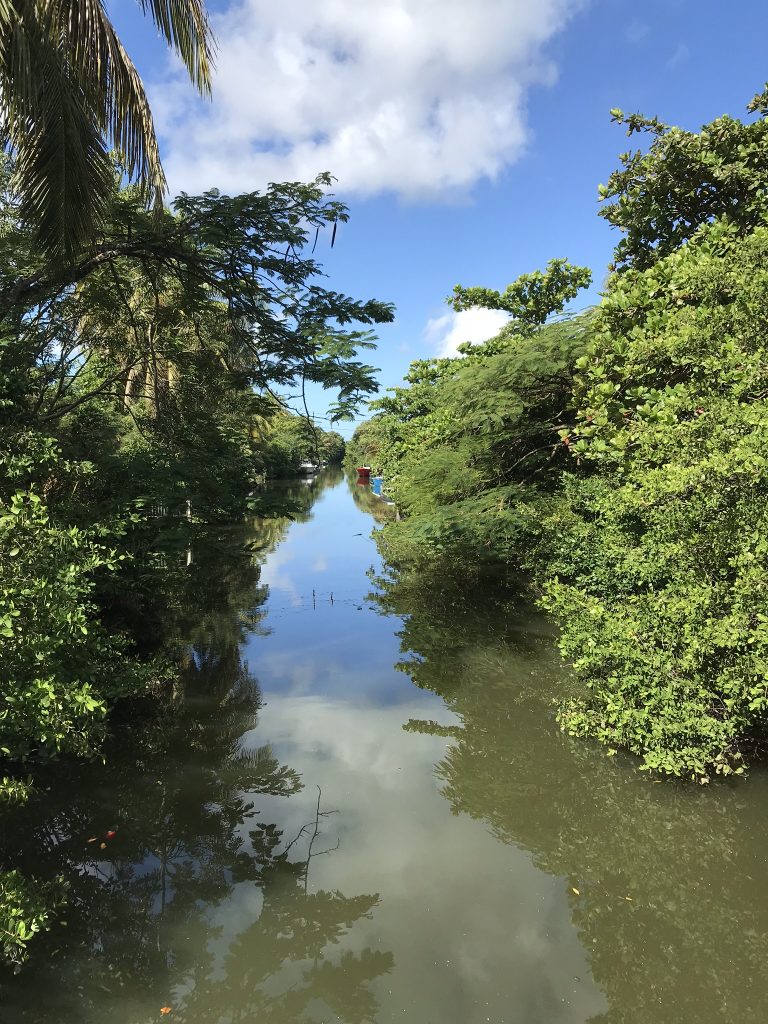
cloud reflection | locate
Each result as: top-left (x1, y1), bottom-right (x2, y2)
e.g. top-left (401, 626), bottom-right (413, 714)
top-left (235, 691), bottom-right (606, 1023)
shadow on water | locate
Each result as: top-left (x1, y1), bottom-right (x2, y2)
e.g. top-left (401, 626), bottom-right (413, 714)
top-left (370, 561), bottom-right (768, 1024)
top-left (0, 469), bottom-right (392, 1024)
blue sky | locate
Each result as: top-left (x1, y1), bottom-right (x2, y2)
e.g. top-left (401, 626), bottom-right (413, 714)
top-left (110, 0), bottom-right (768, 432)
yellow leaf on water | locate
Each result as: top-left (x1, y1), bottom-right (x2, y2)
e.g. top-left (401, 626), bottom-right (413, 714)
top-left (624, 896), bottom-right (633, 901)
top-left (87, 837), bottom-right (98, 843)
top-left (571, 887), bottom-right (580, 895)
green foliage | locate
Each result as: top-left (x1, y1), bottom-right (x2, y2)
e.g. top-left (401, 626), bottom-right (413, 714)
top-left (451, 258), bottom-right (591, 332)
top-left (371, 563), bottom-right (768, 1024)
top-left (0, 484), bottom-right (391, 1007)
top-left (353, 298), bottom-right (593, 570)
top-left (0, 776), bottom-right (32, 804)
top-left (0, 168), bottom-right (390, 965)
top-left (0, 164), bottom-right (387, 765)
top-left (599, 89), bottom-right (768, 271)
top-left (0, 870), bottom-right (63, 968)
top-left (367, 93), bottom-right (768, 780)
top-left (0, 481), bottom-right (139, 762)
top-left (542, 221), bottom-right (768, 778)
top-left (263, 413), bottom-right (345, 476)
top-left (319, 429), bottom-right (346, 465)
top-left (0, 0), bottom-right (213, 258)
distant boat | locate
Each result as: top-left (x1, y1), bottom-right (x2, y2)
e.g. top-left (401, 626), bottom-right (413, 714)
top-left (356, 466), bottom-right (371, 481)
top-left (299, 461), bottom-right (320, 474)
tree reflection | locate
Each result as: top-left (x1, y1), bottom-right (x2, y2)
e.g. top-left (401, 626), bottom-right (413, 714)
top-left (0, 471), bottom-right (391, 1023)
top-left (249, 467), bottom-right (346, 536)
top-left (1, 720), bottom-right (390, 1023)
top-left (373, 563), bottom-right (768, 1024)
top-left (186, 822), bottom-right (392, 1023)
top-left (348, 479), bottom-right (396, 524)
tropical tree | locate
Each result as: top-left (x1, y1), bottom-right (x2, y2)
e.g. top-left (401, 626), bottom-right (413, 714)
top-left (364, 91), bottom-right (768, 779)
top-left (598, 86), bottom-right (768, 271)
top-left (351, 260), bottom-right (592, 569)
top-left (0, 0), bottom-right (214, 259)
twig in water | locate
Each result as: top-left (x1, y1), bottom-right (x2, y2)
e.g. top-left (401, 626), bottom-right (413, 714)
top-left (304, 785), bottom-right (339, 894)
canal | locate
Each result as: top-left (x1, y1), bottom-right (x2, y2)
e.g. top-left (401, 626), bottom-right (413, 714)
top-left (2, 471), bottom-right (768, 1023)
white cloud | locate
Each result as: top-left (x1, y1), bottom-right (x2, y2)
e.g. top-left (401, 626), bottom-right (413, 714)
top-left (666, 42), bottom-right (690, 71)
top-left (151, 0), bottom-right (584, 198)
top-left (625, 19), bottom-right (649, 43)
top-left (425, 306), bottom-right (509, 357)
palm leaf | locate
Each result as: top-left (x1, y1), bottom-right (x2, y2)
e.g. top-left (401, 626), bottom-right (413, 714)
top-left (0, 6), bottom-right (114, 258)
top-left (35, 1), bottom-right (168, 199)
top-left (0, 0), bottom-right (216, 258)
top-left (138, 0), bottom-right (215, 93)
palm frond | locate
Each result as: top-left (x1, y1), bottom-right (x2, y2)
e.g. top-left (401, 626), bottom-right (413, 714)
top-left (0, 0), bottom-right (215, 257)
top-left (100, 24), bottom-right (167, 198)
top-left (138, 0), bottom-right (215, 93)
top-left (0, 7), bottom-right (114, 258)
top-left (229, 743), bottom-right (277, 773)
top-left (36, 1), bottom-right (167, 200)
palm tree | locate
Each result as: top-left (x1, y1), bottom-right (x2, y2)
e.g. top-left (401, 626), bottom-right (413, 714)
top-left (0, 0), bottom-right (214, 260)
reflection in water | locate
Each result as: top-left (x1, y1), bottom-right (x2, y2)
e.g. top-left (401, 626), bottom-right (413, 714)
top-left (3, 474), bottom-right (768, 1024)
top-left (0, 471), bottom-right (390, 1024)
top-left (348, 478), bottom-right (396, 524)
top-left (372, 563), bottom-right (768, 1024)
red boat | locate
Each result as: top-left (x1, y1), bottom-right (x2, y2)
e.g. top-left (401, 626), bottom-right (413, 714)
top-left (356, 466), bottom-right (371, 480)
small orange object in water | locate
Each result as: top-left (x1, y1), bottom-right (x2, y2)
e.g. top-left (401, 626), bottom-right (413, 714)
top-left (99, 842), bottom-right (107, 850)
top-left (105, 830), bottom-right (117, 839)
top-left (160, 1009), bottom-right (172, 1016)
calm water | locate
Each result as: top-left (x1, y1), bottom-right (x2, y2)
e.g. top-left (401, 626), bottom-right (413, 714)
top-left (2, 472), bottom-right (768, 1023)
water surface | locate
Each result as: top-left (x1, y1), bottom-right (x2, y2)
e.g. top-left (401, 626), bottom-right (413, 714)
top-left (2, 473), bottom-right (768, 1023)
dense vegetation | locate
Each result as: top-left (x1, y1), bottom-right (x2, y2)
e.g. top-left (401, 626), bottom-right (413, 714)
top-left (0, 0), bottom-right (213, 258)
top-left (4, 0), bottom-right (768, 977)
top-left (0, 170), bottom-right (391, 962)
top-left (0, 0), bottom-right (394, 969)
top-left (349, 90), bottom-right (768, 783)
